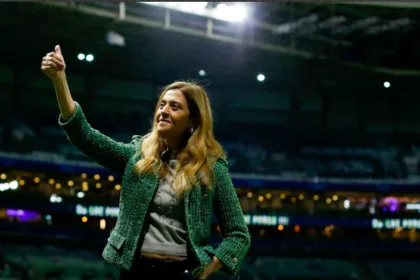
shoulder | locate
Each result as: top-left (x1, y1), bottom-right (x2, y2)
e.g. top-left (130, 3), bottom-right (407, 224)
top-left (215, 156), bottom-right (228, 168)
top-left (130, 135), bottom-right (146, 155)
top-left (212, 156), bottom-right (229, 177)
top-left (131, 135), bottom-right (143, 143)
top-left (208, 152), bottom-right (228, 168)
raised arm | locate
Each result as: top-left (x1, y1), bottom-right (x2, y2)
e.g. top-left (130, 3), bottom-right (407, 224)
top-left (212, 159), bottom-right (251, 276)
top-left (41, 45), bottom-right (76, 121)
top-left (41, 45), bottom-right (136, 174)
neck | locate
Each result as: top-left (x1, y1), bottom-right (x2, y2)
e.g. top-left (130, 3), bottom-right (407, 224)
top-left (161, 146), bottom-right (180, 161)
top-left (165, 138), bottom-right (181, 150)
top-left (161, 136), bottom-right (184, 159)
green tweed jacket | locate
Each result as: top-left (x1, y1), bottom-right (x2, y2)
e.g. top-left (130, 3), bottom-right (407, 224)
top-left (59, 102), bottom-right (251, 276)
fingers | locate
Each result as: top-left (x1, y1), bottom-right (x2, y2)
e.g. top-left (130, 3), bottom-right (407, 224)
top-left (40, 65), bottom-right (54, 73)
top-left (41, 46), bottom-right (66, 79)
top-left (46, 52), bottom-right (64, 62)
top-left (43, 56), bottom-right (65, 68)
top-left (41, 60), bottom-right (63, 72)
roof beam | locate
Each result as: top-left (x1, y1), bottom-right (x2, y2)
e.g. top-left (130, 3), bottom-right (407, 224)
top-left (41, 2), bottom-right (420, 77)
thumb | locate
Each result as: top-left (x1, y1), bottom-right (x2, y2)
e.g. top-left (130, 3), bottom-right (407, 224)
top-left (55, 45), bottom-right (62, 55)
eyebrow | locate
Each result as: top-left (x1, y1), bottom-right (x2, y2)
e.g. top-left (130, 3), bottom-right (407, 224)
top-left (162, 99), bottom-right (183, 107)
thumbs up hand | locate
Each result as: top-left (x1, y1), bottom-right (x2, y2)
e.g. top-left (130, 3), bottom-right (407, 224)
top-left (41, 45), bottom-right (66, 82)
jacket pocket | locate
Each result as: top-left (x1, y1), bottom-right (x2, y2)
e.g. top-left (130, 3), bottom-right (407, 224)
top-left (107, 230), bottom-right (126, 251)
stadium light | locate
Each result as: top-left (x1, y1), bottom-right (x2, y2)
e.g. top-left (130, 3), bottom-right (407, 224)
top-left (140, 2), bottom-right (248, 23)
top-left (100, 219), bottom-right (106, 230)
top-left (0, 180), bottom-right (18, 192)
top-left (50, 194), bottom-right (62, 203)
top-left (77, 192), bottom-right (85, 198)
top-left (214, 3), bottom-right (247, 22)
top-left (384, 81), bottom-right (390, 88)
top-left (78, 53), bottom-right (95, 62)
top-left (106, 30), bottom-right (125, 47)
top-left (257, 73), bottom-right (265, 82)
top-left (86, 54), bottom-right (94, 62)
top-left (166, 2), bottom-right (208, 12)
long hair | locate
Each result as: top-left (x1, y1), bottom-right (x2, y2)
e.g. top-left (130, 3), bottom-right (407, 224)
top-left (134, 81), bottom-right (225, 197)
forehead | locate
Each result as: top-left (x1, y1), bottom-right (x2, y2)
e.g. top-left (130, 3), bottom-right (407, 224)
top-left (162, 89), bottom-right (187, 105)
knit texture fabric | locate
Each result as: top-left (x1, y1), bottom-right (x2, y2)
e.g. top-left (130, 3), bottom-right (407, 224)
top-left (59, 102), bottom-right (251, 276)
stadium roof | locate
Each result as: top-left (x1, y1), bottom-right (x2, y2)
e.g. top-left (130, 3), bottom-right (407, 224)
top-left (0, 2), bottom-right (419, 90)
top-left (1, 2), bottom-right (420, 134)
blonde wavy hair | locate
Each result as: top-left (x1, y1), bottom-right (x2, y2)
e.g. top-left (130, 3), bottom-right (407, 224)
top-left (134, 81), bottom-right (225, 196)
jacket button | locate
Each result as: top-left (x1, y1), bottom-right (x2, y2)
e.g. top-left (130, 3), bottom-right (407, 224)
top-left (232, 258), bottom-right (238, 263)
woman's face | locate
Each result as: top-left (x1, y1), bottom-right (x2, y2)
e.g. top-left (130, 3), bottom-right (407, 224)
top-left (156, 89), bottom-right (191, 140)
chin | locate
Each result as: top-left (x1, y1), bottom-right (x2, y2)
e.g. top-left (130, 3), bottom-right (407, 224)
top-left (156, 128), bottom-right (170, 135)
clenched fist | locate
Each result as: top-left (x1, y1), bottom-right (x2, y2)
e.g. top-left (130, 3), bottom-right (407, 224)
top-left (41, 45), bottom-right (66, 82)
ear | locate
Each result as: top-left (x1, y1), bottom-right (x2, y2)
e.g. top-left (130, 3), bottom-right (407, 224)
top-left (189, 116), bottom-right (199, 128)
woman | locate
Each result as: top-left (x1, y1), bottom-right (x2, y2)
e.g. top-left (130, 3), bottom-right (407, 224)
top-left (41, 45), bottom-right (250, 279)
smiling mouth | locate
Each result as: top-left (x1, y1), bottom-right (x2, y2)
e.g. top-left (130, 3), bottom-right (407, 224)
top-left (159, 119), bottom-right (171, 124)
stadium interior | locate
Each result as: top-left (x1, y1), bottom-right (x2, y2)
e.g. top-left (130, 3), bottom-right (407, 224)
top-left (1, 2), bottom-right (420, 279)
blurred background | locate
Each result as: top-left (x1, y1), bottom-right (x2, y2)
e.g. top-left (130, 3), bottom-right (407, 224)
top-left (1, 1), bottom-right (420, 279)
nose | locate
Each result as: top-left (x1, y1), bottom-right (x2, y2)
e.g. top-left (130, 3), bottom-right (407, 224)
top-left (159, 105), bottom-right (170, 118)
top-left (160, 110), bottom-right (169, 118)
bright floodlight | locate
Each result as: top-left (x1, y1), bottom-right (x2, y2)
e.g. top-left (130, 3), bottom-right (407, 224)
top-left (199, 70), bottom-right (206, 76)
top-left (384, 81), bottom-right (390, 88)
top-left (86, 54), bottom-right (94, 62)
top-left (140, 2), bottom-right (246, 23)
top-left (173, 2), bottom-right (208, 12)
top-left (9, 180), bottom-right (18, 190)
top-left (344, 200), bottom-right (350, 209)
top-left (257, 74), bottom-right (265, 82)
top-left (231, 4), bottom-right (247, 22)
top-left (0, 180), bottom-right (18, 192)
top-left (143, 2), bottom-right (208, 13)
top-left (215, 3), bottom-right (247, 22)
top-left (77, 53), bottom-right (85, 60)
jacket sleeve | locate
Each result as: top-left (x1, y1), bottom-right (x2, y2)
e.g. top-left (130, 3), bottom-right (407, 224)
top-left (212, 159), bottom-right (251, 276)
top-left (58, 101), bottom-right (137, 174)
